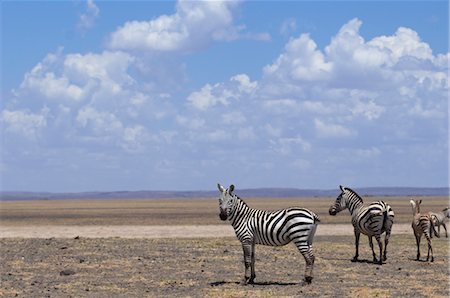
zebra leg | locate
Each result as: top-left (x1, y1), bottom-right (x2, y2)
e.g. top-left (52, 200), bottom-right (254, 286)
top-left (250, 242), bottom-right (256, 284)
top-left (425, 234), bottom-right (433, 262)
top-left (351, 230), bottom-right (360, 262)
top-left (296, 242), bottom-right (315, 284)
top-left (443, 224), bottom-right (448, 238)
top-left (415, 234), bottom-right (421, 261)
top-left (375, 235), bottom-right (383, 265)
top-left (383, 230), bottom-right (391, 261)
top-left (241, 243), bottom-right (254, 284)
top-left (368, 236), bottom-right (377, 263)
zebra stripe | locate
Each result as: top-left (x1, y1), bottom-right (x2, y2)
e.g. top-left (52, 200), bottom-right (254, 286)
top-left (430, 207), bottom-right (450, 238)
top-left (410, 199), bottom-right (440, 262)
top-left (217, 184), bottom-right (320, 285)
top-left (328, 185), bottom-right (394, 265)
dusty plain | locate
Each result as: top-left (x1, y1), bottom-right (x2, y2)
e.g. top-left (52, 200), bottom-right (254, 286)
top-left (1, 196), bottom-right (449, 297)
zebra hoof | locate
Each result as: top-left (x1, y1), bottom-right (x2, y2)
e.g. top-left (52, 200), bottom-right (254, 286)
top-left (303, 276), bottom-right (313, 285)
top-left (351, 257), bottom-right (358, 262)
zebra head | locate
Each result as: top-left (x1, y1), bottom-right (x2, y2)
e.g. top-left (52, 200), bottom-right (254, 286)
top-left (329, 185), bottom-right (348, 215)
top-left (410, 199), bottom-right (422, 215)
top-left (217, 183), bottom-right (236, 221)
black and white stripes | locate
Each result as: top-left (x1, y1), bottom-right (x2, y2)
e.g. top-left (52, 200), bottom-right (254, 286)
top-left (217, 184), bottom-right (320, 284)
top-left (328, 185), bottom-right (394, 264)
top-left (430, 207), bottom-right (450, 238)
top-left (410, 199), bottom-right (440, 262)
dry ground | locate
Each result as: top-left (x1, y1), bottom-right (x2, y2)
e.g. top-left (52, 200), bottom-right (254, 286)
top-left (1, 235), bottom-right (449, 297)
top-left (1, 196), bottom-right (449, 297)
top-left (1, 196), bottom-right (448, 226)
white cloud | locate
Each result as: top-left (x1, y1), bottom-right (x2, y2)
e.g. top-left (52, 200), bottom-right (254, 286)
top-left (272, 136), bottom-right (311, 155)
top-left (264, 33), bottom-right (332, 82)
top-left (76, 106), bottom-right (123, 136)
top-left (369, 27), bottom-right (433, 63)
top-left (1, 108), bottom-right (48, 140)
top-left (17, 50), bottom-right (135, 104)
top-left (350, 99), bottom-right (385, 120)
top-left (63, 51), bottom-right (135, 91)
top-left (314, 119), bottom-right (356, 138)
top-left (230, 74), bottom-right (258, 94)
top-left (77, 0), bottom-right (99, 32)
top-left (122, 125), bottom-right (148, 152)
top-left (108, 0), bottom-right (241, 52)
top-left (187, 73), bottom-right (256, 110)
top-left (186, 83), bottom-right (231, 110)
top-left (262, 99), bottom-right (299, 114)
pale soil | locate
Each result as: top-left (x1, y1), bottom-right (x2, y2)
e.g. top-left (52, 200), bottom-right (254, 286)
top-left (0, 223), bottom-right (413, 239)
top-left (1, 236), bottom-right (449, 297)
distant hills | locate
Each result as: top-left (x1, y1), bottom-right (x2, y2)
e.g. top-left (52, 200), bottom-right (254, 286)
top-left (1, 187), bottom-right (448, 201)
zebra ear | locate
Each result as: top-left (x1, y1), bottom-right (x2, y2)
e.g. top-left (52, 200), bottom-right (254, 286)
top-left (418, 199), bottom-right (422, 205)
top-left (339, 185), bottom-right (345, 192)
top-left (217, 183), bottom-right (225, 193)
top-left (229, 184), bottom-right (235, 194)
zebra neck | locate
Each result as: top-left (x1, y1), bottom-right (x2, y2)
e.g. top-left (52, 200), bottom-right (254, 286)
top-left (229, 197), bottom-right (251, 227)
top-left (347, 199), bottom-right (363, 215)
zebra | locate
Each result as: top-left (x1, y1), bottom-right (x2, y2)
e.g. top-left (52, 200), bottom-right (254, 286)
top-left (430, 207), bottom-right (450, 238)
top-left (410, 199), bottom-right (440, 262)
top-left (328, 185), bottom-right (394, 265)
top-left (217, 183), bottom-right (320, 285)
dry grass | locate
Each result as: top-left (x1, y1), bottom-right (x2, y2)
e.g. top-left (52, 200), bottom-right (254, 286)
top-left (1, 235), bottom-right (448, 297)
top-left (1, 196), bottom-right (448, 226)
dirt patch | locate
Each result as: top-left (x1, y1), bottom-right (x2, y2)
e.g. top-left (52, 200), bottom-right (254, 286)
top-left (1, 235), bottom-right (448, 297)
top-left (0, 223), bottom-right (413, 239)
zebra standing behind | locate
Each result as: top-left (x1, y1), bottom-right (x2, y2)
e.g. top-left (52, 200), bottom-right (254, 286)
top-left (430, 207), bottom-right (450, 238)
top-left (217, 184), bottom-right (320, 285)
top-left (410, 199), bottom-right (440, 262)
top-left (328, 185), bottom-right (394, 265)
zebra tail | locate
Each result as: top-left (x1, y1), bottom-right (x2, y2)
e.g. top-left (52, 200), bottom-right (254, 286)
top-left (382, 209), bottom-right (388, 229)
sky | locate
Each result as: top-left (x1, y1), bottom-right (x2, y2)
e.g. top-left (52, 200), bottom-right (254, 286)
top-left (1, 0), bottom-right (448, 192)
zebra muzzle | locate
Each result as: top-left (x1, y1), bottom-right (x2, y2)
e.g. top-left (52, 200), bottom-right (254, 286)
top-left (219, 211), bottom-right (228, 220)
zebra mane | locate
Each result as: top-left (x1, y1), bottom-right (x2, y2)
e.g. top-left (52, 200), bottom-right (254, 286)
top-left (233, 194), bottom-right (248, 207)
top-left (343, 187), bottom-right (364, 203)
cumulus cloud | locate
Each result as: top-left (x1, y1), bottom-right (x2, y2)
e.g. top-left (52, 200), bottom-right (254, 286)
top-left (108, 0), bottom-right (268, 53)
top-left (16, 49), bottom-right (135, 105)
top-left (187, 74), bottom-right (257, 110)
top-left (2, 10), bottom-right (447, 190)
top-left (264, 33), bottom-right (332, 82)
top-left (1, 108), bottom-right (49, 140)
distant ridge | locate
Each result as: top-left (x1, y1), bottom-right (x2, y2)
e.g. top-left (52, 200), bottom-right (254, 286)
top-left (1, 187), bottom-right (448, 201)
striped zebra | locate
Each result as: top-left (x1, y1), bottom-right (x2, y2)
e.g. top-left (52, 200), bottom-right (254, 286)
top-left (328, 185), bottom-right (394, 265)
top-left (217, 184), bottom-right (320, 284)
top-left (410, 199), bottom-right (440, 262)
top-left (430, 207), bottom-right (450, 238)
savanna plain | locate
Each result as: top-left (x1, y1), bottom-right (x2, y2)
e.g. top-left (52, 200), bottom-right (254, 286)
top-left (1, 196), bottom-right (449, 297)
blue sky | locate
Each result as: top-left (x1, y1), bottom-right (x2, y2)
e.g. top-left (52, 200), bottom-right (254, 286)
top-left (1, 0), bottom-right (448, 192)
